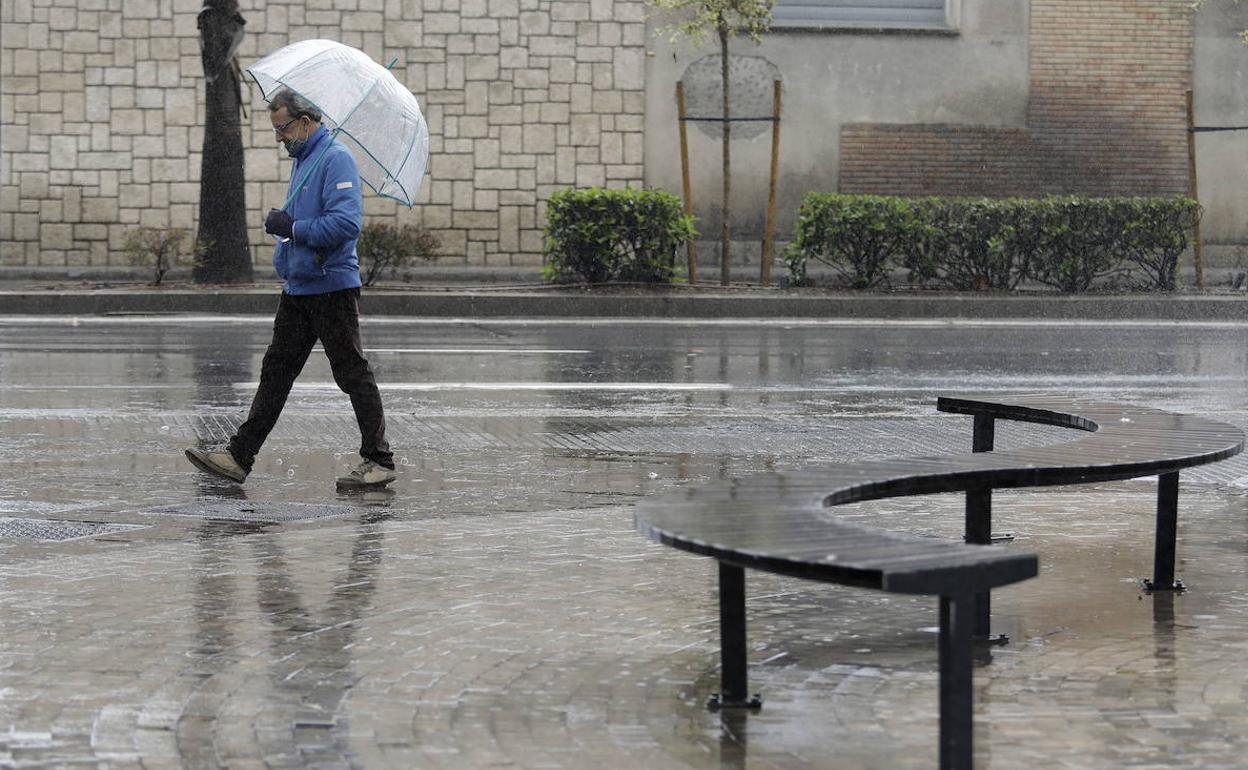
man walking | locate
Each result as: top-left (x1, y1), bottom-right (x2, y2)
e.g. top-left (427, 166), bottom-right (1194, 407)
top-left (186, 88), bottom-right (397, 489)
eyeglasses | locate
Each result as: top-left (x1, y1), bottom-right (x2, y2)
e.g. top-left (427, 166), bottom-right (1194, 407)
top-left (272, 116), bottom-right (302, 136)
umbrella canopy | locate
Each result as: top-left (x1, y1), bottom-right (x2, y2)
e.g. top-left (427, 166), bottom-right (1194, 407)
top-left (246, 39), bottom-right (429, 207)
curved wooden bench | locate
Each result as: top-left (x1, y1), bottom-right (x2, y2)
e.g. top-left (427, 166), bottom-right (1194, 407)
top-left (634, 394), bottom-right (1243, 770)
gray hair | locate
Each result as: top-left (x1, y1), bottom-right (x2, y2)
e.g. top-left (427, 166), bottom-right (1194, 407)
top-left (268, 88), bottom-right (322, 122)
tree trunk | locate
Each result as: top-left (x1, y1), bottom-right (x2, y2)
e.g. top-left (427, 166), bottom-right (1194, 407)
top-left (718, 20), bottom-right (731, 287)
top-left (195, 1), bottom-right (253, 284)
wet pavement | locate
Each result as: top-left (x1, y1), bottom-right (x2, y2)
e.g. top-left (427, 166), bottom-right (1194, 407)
top-left (3, 315), bottom-right (1248, 768)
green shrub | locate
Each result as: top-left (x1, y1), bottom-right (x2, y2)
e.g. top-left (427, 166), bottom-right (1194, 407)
top-left (905, 198), bottom-right (1028, 291)
top-left (788, 194), bottom-right (916, 289)
top-left (785, 194), bottom-right (1202, 292)
top-left (543, 187), bottom-right (696, 284)
top-left (1023, 198), bottom-right (1133, 292)
top-left (1118, 197), bottom-right (1201, 291)
top-left (357, 222), bottom-right (440, 286)
top-left (123, 226), bottom-right (201, 286)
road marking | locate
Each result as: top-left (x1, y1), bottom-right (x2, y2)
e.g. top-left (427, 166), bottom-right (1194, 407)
top-left (365, 348), bottom-right (591, 355)
top-left (234, 381), bottom-right (735, 392)
top-left (7, 316), bottom-right (1248, 329)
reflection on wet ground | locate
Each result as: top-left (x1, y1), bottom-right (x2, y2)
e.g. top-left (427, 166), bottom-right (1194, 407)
top-left (2, 317), bottom-right (1248, 768)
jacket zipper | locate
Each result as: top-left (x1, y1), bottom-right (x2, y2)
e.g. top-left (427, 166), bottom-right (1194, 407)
top-left (293, 163), bottom-right (325, 276)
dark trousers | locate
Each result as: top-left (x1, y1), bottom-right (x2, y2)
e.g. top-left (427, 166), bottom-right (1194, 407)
top-left (229, 288), bottom-right (393, 471)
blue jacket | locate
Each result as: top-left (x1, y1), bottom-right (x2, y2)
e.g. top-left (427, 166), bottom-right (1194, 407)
top-left (274, 126), bottom-right (364, 295)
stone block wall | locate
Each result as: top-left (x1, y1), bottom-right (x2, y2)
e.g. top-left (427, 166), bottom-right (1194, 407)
top-left (839, 0), bottom-right (1194, 197)
top-left (0, 0), bottom-right (648, 270)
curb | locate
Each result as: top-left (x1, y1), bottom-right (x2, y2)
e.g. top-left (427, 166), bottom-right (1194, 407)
top-left (2, 288), bottom-right (1248, 320)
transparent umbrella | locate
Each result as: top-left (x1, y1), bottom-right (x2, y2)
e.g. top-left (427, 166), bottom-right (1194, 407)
top-left (246, 39), bottom-right (429, 207)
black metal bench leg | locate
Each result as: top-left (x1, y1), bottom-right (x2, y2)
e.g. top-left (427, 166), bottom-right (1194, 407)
top-left (964, 487), bottom-right (1002, 646)
top-left (1145, 471), bottom-right (1185, 592)
top-left (708, 561), bottom-right (761, 710)
top-left (966, 416), bottom-right (1011, 645)
top-left (939, 592), bottom-right (975, 770)
top-left (971, 414), bottom-right (995, 454)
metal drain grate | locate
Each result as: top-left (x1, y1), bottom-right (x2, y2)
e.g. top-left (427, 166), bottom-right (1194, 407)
top-left (133, 500), bottom-right (355, 523)
top-left (0, 517), bottom-right (149, 542)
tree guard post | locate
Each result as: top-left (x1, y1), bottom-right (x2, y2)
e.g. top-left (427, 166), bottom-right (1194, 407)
top-left (1186, 89), bottom-right (1203, 291)
top-left (677, 78), bottom-right (783, 288)
top-left (676, 81), bottom-right (698, 285)
top-left (760, 80), bottom-right (782, 287)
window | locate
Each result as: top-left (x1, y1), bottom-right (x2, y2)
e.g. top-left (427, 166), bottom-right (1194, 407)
top-left (772, 0), bottom-right (954, 31)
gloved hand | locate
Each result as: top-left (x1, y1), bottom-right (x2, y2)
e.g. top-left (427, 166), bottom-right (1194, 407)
top-left (265, 208), bottom-right (295, 239)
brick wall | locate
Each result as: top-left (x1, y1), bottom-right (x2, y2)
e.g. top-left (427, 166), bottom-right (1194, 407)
top-left (0, 0), bottom-right (647, 270)
top-left (839, 0), bottom-right (1194, 197)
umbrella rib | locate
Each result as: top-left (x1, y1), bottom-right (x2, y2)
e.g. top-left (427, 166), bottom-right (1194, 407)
top-left (332, 64), bottom-right (390, 132)
top-left (271, 55), bottom-right (323, 90)
top-left (387, 129), bottom-right (421, 202)
top-left (326, 72), bottom-right (404, 196)
top-left (248, 44), bottom-right (331, 102)
top-left (333, 125), bottom-right (412, 204)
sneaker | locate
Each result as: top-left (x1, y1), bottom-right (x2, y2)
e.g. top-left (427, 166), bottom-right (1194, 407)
top-left (185, 447), bottom-right (248, 483)
top-left (336, 459), bottom-right (397, 489)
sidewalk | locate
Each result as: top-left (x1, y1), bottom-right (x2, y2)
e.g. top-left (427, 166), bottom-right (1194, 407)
top-left (4, 318), bottom-right (1248, 768)
top-left (4, 279), bottom-right (1248, 320)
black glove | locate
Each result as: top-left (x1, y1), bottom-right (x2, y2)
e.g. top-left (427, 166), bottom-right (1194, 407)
top-left (265, 208), bottom-right (295, 239)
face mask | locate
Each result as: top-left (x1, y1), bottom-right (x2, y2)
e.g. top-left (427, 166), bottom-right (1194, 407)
top-left (283, 120), bottom-right (309, 157)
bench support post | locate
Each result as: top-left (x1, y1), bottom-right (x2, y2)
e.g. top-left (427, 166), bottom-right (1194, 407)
top-left (967, 415), bottom-right (1007, 644)
top-left (708, 562), bottom-right (761, 710)
top-left (939, 592), bottom-right (975, 770)
top-left (1145, 471), bottom-right (1185, 592)
top-left (965, 487), bottom-right (1001, 643)
top-left (972, 414), bottom-right (994, 454)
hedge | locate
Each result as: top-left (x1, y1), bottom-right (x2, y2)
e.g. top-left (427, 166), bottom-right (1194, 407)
top-left (543, 187), bottom-right (696, 284)
top-left (786, 194), bottom-right (1202, 291)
